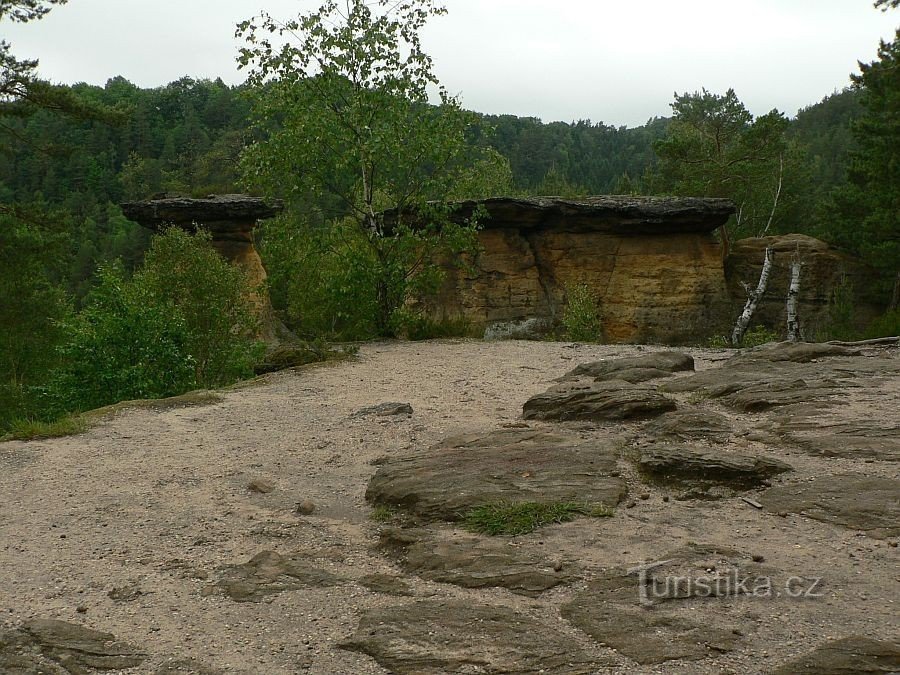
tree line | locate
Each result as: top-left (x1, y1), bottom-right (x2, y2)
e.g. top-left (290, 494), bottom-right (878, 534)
top-left (0, 0), bottom-right (896, 435)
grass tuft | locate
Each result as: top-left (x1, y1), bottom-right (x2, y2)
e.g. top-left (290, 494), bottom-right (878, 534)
top-left (463, 500), bottom-right (613, 536)
top-left (2, 414), bottom-right (89, 441)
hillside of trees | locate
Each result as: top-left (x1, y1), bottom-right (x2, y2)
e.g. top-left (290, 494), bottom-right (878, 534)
top-left (1, 0), bottom-right (896, 436)
top-left (0, 77), bottom-right (867, 299)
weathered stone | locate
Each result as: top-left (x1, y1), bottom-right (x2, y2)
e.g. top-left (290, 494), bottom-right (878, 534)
top-left (380, 527), bottom-right (579, 596)
top-left (358, 573), bottom-right (414, 597)
top-left (210, 550), bottom-right (341, 602)
top-left (637, 445), bottom-right (791, 486)
top-left (760, 475), bottom-right (900, 538)
top-left (154, 657), bottom-right (225, 675)
top-left (771, 636), bottom-right (900, 674)
top-left (0, 619), bottom-right (146, 674)
top-left (386, 196), bottom-right (737, 344)
top-left (107, 584), bottom-right (143, 603)
top-left (561, 569), bottom-right (745, 664)
top-left (642, 409), bottom-right (733, 442)
top-left (523, 380), bottom-right (676, 422)
top-left (483, 317), bottom-right (552, 340)
top-left (779, 423), bottom-right (900, 462)
top-left (729, 340), bottom-right (862, 363)
top-left (340, 600), bottom-right (601, 674)
top-left (564, 351), bottom-right (695, 380)
top-left (717, 377), bottom-right (847, 412)
top-left (593, 367), bottom-right (677, 383)
top-left (726, 235), bottom-right (886, 336)
top-left (352, 402), bottom-right (413, 418)
top-left (247, 478), bottom-right (275, 494)
top-left (365, 429), bottom-right (627, 522)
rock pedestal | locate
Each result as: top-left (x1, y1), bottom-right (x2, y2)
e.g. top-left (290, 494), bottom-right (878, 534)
top-left (121, 194), bottom-right (285, 342)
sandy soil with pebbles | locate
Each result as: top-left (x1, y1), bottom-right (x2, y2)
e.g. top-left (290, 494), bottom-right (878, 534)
top-left (1, 339), bottom-right (898, 674)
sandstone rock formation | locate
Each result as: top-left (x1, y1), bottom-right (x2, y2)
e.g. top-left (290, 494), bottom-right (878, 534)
top-left (341, 600), bottom-right (599, 674)
top-left (387, 196), bottom-right (737, 344)
top-left (379, 526), bottom-right (579, 596)
top-left (365, 428), bottom-right (627, 521)
top-left (121, 194), bottom-right (285, 342)
top-left (726, 234), bottom-right (885, 337)
top-left (522, 380), bottom-right (677, 422)
top-left (0, 619), bottom-right (146, 673)
top-left (771, 636), bottom-right (900, 674)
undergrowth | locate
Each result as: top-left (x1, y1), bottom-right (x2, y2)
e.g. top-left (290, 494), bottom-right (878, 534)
top-left (463, 500), bottom-right (613, 536)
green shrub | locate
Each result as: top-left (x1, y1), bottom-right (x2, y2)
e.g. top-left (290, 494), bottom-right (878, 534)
top-left (463, 500), bottom-right (613, 536)
top-left (260, 213), bottom-right (480, 341)
top-left (561, 283), bottom-right (603, 342)
top-left (390, 310), bottom-right (474, 341)
top-left (44, 229), bottom-right (263, 415)
top-left (43, 264), bottom-right (198, 414)
top-left (739, 325), bottom-right (780, 347)
top-left (137, 227), bottom-right (263, 386)
top-left (865, 308), bottom-right (900, 339)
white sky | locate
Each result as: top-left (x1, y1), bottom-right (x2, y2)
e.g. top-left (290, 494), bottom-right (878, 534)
top-left (3, 0), bottom-right (897, 127)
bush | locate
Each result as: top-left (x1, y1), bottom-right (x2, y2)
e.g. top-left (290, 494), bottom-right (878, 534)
top-left (44, 229), bottom-right (263, 414)
top-left (260, 213), bottom-right (480, 341)
top-left (43, 264), bottom-right (197, 414)
top-left (739, 325), bottom-right (780, 347)
top-left (136, 228), bottom-right (263, 386)
top-left (561, 283), bottom-right (603, 342)
top-left (865, 308), bottom-right (900, 338)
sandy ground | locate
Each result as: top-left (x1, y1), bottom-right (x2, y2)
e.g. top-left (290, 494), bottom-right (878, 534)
top-left (1, 339), bottom-right (897, 674)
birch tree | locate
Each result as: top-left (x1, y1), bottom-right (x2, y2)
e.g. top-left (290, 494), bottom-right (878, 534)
top-left (237, 0), bottom-right (503, 334)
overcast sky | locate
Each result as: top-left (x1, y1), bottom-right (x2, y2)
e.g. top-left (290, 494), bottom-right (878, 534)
top-left (4, 0), bottom-right (897, 127)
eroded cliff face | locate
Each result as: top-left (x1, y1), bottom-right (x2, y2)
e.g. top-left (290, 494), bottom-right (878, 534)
top-left (726, 234), bottom-right (885, 337)
top-left (421, 197), bottom-right (735, 344)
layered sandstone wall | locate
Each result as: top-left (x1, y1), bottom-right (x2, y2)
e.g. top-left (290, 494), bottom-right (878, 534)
top-left (413, 197), bottom-right (736, 344)
top-left (725, 234), bottom-right (885, 338)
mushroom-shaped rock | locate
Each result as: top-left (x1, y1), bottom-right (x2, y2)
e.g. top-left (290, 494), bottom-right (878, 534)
top-left (121, 194), bottom-right (285, 342)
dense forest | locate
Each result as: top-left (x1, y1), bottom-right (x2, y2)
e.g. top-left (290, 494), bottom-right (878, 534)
top-left (0, 77), bottom-right (866, 298)
top-left (1, 0), bottom-right (897, 435)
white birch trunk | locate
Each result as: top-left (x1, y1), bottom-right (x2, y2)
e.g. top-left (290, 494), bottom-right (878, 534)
top-left (732, 247), bottom-right (773, 346)
top-left (786, 260), bottom-right (802, 342)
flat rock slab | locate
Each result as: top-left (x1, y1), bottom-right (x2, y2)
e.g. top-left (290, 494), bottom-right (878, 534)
top-left (637, 445), bottom-right (792, 486)
top-left (760, 475), bottom-right (900, 538)
top-left (207, 550), bottom-right (341, 602)
top-left (340, 600), bottom-right (601, 674)
top-left (642, 409), bottom-right (733, 442)
top-left (366, 429), bottom-right (627, 522)
top-left (357, 573), bottom-right (415, 597)
top-left (775, 421), bottom-right (900, 462)
top-left (561, 569), bottom-right (745, 664)
top-left (730, 342), bottom-right (861, 363)
top-left (563, 351), bottom-right (695, 380)
top-left (523, 381), bottom-right (676, 422)
top-left (351, 402), bottom-right (413, 418)
top-left (771, 636), bottom-right (900, 674)
top-left (718, 377), bottom-right (848, 413)
top-left (380, 527), bottom-right (579, 596)
top-left (0, 619), bottom-right (146, 674)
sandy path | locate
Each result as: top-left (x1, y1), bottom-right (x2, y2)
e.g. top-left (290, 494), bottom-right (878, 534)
top-left (1, 339), bottom-right (897, 674)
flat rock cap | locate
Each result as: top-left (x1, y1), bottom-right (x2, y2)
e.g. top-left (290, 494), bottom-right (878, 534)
top-left (121, 194), bottom-right (283, 229)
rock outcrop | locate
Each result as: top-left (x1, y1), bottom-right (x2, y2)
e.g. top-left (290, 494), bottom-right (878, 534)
top-left (390, 196), bottom-right (737, 344)
top-left (726, 234), bottom-right (886, 338)
top-left (121, 194), bottom-right (285, 342)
